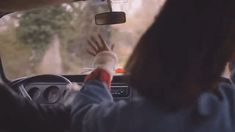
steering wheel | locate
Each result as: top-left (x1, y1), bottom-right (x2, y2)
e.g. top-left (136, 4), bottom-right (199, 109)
top-left (10, 74), bottom-right (72, 101)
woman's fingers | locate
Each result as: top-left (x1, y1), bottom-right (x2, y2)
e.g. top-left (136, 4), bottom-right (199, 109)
top-left (91, 36), bottom-right (103, 50)
top-left (111, 43), bottom-right (115, 50)
top-left (87, 40), bottom-right (98, 53)
top-left (98, 34), bottom-right (110, 50)
top-left (87, 49), bottom-right (96, 56)
top-left (87, 34), bottom-right (115, 56)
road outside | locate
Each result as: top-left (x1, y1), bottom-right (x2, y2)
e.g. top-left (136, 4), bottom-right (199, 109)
top-left (38, 35), bottom-right (62, 74)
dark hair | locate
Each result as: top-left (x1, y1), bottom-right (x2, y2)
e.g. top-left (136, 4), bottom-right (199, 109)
top-left (126, 0), bottom-right (235, 110)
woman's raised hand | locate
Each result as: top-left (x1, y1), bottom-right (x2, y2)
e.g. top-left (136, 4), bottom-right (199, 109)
top-left (87, 34), bottom-right (114, 56)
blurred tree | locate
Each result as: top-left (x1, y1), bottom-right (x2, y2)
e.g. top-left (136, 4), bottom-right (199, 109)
top-left (16, 5), bottom-right (74, 60)
top-left (65, 2), bottom-right (110, 65)
top-left (16, 2), bottom-right (111, 73)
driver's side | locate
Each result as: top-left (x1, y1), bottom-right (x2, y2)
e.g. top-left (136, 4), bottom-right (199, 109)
top-left (0, 0), bottom-right (131, 131)
top-left (0, 34), bottom-right (129, 132)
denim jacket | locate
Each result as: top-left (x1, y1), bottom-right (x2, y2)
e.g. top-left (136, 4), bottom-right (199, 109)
top-left (70, 79), bottom-right (235, 132)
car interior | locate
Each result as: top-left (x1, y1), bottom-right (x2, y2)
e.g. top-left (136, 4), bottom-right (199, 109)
top-left (0, 0), bottom-right (232, 109)
top-left (0, 0), bottom-right (233, 131)
top-left (0, 0), bottom-right (136, 108)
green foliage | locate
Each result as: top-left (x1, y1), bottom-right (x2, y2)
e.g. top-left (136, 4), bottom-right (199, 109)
top-left (17, 5), bottom-right (73, 50)
top-left (0, 28), bottom-right (33, 80)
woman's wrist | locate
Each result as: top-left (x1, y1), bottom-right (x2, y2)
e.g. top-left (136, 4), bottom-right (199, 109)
top-left (85, 34), bottom-right (118, 86)
top-left (93, 51), bottom-right (118, 77)
top-left (85, 68), bottom-right (112, 88)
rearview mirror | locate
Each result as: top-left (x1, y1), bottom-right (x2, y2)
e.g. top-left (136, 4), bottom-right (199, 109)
top-left (95, 12), bottom-right (126, 25)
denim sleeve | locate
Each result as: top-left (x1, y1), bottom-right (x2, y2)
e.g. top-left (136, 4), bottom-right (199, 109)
top-left (70, 80), bottom-right (117, 132)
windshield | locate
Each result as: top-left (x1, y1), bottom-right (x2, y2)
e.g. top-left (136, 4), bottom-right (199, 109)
top-left (0, 0), bottom-right (164, 80)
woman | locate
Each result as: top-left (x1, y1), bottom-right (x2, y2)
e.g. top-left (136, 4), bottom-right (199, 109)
top-left (70, 0), bottom-right (235, 132)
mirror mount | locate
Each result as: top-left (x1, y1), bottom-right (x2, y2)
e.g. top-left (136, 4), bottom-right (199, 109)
top-left (107, 0), bottom-right (113, 12)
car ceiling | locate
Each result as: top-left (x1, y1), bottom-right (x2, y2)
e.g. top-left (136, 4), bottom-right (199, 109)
top-left (0, 12), bottom-right (11, 18)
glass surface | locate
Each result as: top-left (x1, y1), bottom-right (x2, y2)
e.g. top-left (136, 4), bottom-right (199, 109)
top-left (0, 0), bottom-right (165, 80)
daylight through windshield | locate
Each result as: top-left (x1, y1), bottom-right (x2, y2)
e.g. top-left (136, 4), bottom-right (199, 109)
top-left (0, 0), bottom-right (164, 80)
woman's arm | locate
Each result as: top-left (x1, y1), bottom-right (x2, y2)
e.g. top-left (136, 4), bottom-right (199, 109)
top-left (0, 0), bottom-right (85, 12)
top-left (71, 35), bottom-right (118, 132)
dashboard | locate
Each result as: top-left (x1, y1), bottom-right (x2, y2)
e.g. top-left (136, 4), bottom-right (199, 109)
top-left (10, 75), bottom-right (132, 104)
top-left (9, 75), bottom-right (231, 105)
